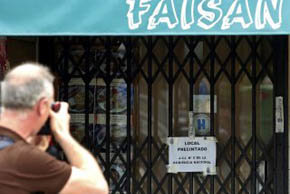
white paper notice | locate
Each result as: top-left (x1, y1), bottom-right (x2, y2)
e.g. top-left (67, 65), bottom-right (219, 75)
top-left (70, 114), bottom-right (95, 123)
top-left (96, 114), bottom-right (127, 125)
top-left (193, 95), bottom-right (217, 113)
top-left (275, 97), bottom-right (284, 133)
top-left (188, 111), bottom-right (195, 138)
top-left (168, 137), bottom-right (216, 173)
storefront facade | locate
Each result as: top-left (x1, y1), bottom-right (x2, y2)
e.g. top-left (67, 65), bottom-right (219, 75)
top-left (38, 36), bottom-right (288, 194)
top-left (0, 0), bottom-right (289, 193)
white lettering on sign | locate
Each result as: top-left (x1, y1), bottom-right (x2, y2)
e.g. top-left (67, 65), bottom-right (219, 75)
top-left (221, 0), bottom-right (253, 30)
top-left (147, 0), bottom-right (179, 30)
top-left (126, 0), bottom-right (283, 30)
top-left (126, 0), bottom-right (151, 29)
top-left (255, 0), bottom-right (283, 29)
top-left (197, 0), bottom-right (223, 30)
top-left (167, 137), bottom-right (216, 173)
top-left (181, 0), bottom-right (195, 30)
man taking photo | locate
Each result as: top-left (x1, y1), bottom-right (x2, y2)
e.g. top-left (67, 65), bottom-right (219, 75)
top-left (0, 62), bottom-right (109, 194)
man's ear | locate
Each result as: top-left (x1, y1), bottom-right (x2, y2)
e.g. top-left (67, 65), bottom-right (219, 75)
top-left (36, 98), bottom-right (49, 116)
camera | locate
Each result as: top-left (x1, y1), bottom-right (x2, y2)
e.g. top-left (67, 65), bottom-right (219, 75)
top-left (38, 103), bottom-right (61, 135)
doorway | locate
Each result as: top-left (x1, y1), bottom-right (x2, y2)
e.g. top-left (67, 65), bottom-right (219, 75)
top-left (40, 36), bottom-right (288, 194)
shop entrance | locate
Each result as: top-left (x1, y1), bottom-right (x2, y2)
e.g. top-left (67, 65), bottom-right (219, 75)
top-left (40, 36), bottom-right (288, 194)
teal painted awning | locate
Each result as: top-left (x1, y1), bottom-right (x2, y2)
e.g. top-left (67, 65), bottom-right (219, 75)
top-left (0, 0), bottom-right (288, 35)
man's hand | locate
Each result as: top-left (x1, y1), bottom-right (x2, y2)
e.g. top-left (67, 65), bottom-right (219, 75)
top-left (27, 135), bottom-right (52, 151)
top-left (49, 102), bottom-right (109, 194)
top-left (49, 102), bottom-right (71, 143)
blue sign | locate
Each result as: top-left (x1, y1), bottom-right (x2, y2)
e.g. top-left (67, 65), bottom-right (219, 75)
top-left (197, 119), bottom-right (206, 130)
top-left (194, 114), bottom-right (210, 135)
top-left (0, 0), bottom-right (288, 35)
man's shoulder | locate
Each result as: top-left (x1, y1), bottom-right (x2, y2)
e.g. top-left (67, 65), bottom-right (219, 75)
top-left (1, 141), bottom-right (39, 161)
top-left (12, 142), bottom-right (58, 170)
top-left (0, 139), bottom-right (72, 193)
top-left (13, 141), bottom-right (45, 158)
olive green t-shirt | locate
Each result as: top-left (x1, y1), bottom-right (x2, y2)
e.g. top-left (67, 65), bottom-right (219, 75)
top-left (0, 127), bottom-right (72, 194)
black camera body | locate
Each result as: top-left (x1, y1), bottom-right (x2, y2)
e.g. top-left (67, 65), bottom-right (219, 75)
top-left (38, 121), bottom-right (51, 135)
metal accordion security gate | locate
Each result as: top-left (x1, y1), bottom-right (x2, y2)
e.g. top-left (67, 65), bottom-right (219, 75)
top-left (40, 35), bottom-right (288, 194)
